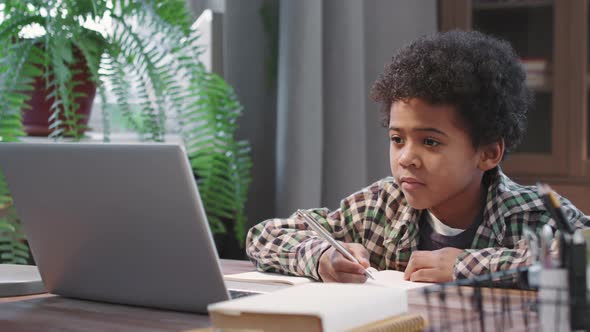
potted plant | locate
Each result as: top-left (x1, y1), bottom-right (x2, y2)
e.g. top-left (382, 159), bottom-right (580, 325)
top-left (0, 0), bottom-right (252, 263)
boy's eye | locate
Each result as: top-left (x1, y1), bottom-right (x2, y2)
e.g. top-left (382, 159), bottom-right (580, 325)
top-left (390, 136), bottom-right (404, 144)
top-left (424, 138), bottom-right (440, 147)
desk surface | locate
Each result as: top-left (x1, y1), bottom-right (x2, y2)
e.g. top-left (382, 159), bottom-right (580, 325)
top-left (0, 259), bottom-right (253, 331)
top-left (0, 260), bottom-right (538, 331)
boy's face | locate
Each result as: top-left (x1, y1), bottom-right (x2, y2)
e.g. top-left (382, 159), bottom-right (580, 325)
top-left (389, 98), bottom-right (485, 210)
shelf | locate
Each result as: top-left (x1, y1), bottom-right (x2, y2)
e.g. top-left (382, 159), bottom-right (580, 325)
top-left (442, 0), bottom-right (590, 213)
top-left (473, 0), bottom-right (553, 10)
top-left (527, 83), bottom-right (551, 93)
top-left (526, 74), bottom-right (552, 93)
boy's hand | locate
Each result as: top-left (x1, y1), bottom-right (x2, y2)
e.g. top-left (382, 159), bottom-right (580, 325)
top-left (318, 242), bottom-right (370, 283)
top-left (404, 247), bottom-right (463, 283)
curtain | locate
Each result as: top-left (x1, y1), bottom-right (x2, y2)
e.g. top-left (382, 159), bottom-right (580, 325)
top-left (275, 0), bottom-right (437, 216)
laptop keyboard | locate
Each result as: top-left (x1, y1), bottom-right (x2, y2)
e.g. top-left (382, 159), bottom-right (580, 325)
top-left (229, 289), bottom-right (260, 299)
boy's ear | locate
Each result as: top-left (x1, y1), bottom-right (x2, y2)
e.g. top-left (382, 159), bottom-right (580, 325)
top-left (478, 139), bottom-right (504, 171)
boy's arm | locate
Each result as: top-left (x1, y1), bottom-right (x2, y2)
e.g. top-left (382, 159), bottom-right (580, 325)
top-left (244, 212), bottom-right (332, 280)
top-left (454, 203), bottom-right (590, 279)
top-left (245, 181), bottom-right (383, 281)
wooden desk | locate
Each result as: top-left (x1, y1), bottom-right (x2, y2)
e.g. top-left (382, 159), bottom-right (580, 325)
top-left (0, 260), bottom-right (539, 331)
top-left (0, 259), bottom-right (254, 331)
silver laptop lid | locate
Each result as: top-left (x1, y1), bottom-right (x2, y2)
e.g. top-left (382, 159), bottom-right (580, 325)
top-left (0, 142), bottom-right (229, 313)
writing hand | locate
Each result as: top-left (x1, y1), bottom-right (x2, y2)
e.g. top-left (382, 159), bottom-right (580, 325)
top-left (318, 242), bottom-right (370, 283)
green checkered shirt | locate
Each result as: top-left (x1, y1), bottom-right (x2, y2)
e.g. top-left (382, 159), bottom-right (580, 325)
top-left (245, 169), bottom-right (590, 280)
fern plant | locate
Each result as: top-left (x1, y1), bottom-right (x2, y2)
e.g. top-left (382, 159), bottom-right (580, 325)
top-left (0, 122), bottom-right (29, 264)
top-left (0, 37), bottom-right (33, 264)
top-left (0, 0), bottom-right (252, 263)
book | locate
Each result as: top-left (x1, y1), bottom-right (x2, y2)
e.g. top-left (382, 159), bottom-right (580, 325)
top-left (208, 283), bottom-right (410, 332)
top-left (224, 271), bottom-right (314, 285)
top-left (520, 58), bottom-right (547, 72)
top-left (348, 313), bottom-right (426, 332)
top-left (224, 268), bottom-right (432, 291)
top-left (188, 313), bottom-right (425, 332)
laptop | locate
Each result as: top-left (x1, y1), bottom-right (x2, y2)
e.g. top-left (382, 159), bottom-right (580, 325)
top-left (0, 142), bottom-right (261, 313)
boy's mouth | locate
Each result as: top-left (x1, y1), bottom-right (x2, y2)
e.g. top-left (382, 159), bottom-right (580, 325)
top-left (399, 177), bottom-right (425, 190)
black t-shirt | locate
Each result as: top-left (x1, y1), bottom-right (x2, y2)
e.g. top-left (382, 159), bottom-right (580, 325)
top-left (417, 209), bottom-right (484, 251)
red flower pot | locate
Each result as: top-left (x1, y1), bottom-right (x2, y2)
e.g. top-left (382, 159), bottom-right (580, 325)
top-left (22, 52), bottom-right (96, 137)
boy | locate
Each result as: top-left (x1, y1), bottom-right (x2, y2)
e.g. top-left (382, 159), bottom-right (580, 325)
top-left (245, 30), bottom-right (590, 283)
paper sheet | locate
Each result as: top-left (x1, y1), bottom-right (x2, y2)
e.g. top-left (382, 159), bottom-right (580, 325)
top-left (224, 271), bottom-right (314, 285)
top-left (365, 268), bottom-right (434, 290)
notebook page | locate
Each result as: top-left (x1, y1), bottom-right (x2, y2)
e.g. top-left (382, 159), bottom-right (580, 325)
top-left (365, 268), bottom-right (434, 290)
top-left (224, 271), bottom-right (314, 285)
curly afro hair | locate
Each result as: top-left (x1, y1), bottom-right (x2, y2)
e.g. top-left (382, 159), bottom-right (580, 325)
top-left (370, 30), bottom-right (532, 156)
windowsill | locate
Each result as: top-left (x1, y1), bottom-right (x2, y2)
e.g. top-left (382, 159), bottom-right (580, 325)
top-left (19, 132), bottom-right (183, 144)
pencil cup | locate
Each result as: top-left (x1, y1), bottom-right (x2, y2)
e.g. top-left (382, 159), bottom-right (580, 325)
top-left (539, 269), bottom-right (569, 332)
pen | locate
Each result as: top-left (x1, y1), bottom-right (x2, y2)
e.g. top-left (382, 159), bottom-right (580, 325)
top-left (296, 209), bottom-right (376, 280)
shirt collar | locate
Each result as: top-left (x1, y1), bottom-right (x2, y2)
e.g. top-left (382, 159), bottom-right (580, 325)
top-left (392, 167), bottom-right (531, 242)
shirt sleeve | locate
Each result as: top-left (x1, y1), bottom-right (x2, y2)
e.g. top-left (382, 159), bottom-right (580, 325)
top-left (453, 198), bottom-right (590, 280)
top-left (245, 181), bottom-right (384, 281)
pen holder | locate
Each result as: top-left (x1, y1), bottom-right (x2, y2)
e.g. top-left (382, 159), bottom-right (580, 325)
top-left (527, 262), bottom-right (541, 288)
top-left (539, 268), bottom-right (569, 332)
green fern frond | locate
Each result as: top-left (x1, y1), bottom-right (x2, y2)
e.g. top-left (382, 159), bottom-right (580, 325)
top-left (148, 0), bottom-right (192, 34)
top-left (63, 0), bottom-right (108, 19)
top-left (109, 16), bottom-right (172, 141)
top-left (44, 27), bottom-right (79, 139)
top-left (177, 57), bottom-right (253, 244)
top-left (0, 14), bottom-right (45, 41)
top-left (101, 51), bottom-right (143, 135)
top-left (0, 40), bottom-right (43, 141)
top-left (95, 54), bottom-right (112, 142)
top-left (0, 171), bottom-right (28, 264)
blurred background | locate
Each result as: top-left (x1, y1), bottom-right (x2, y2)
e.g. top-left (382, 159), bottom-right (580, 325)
top-left (3, 0), bottom-right (589, 260)
top-left (180, 0), bottom-right (590, 231)
top-left (182, 0), bottom-right (438, 229)
top-left (83, 0), bottom-right (590, 254)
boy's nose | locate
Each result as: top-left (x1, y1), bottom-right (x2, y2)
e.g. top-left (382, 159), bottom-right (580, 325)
top-left (398, 146), bottom-right (421, 168)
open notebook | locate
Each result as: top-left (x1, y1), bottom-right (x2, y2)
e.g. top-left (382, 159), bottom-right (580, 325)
top-left (224, 267), bottom-right (433, 290)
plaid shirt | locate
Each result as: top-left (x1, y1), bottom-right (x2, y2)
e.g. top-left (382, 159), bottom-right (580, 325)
top-left (245, 169), bottom-right (590, 280)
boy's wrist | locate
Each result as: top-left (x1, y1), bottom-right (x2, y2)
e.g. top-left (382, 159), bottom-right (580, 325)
top-left (316, 246), bottom-right (333, 282)
top-left (452, 249), bottom-right (470, 280)
top-left (298, 239), bottom-right (331, 281)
